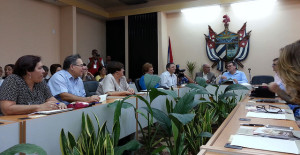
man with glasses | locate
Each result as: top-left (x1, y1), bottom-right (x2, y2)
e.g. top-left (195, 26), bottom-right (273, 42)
top-left (195, 64), bottom-right (216, 84)
top-left (219, 61), bottom-right (248, 84)
top-left (48, 54), bottom-right (100, 105)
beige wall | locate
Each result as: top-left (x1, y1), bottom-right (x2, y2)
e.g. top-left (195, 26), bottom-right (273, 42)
top-left (158, 12), bottom-right (168, 75)
top-left (165, 0), bottom-right (300, 81)
top-left (0, 0), bottom-right (60, 68)
top-left (76, 12), bottom-right (106, 65)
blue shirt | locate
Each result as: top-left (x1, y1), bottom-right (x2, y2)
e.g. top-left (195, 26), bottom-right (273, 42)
top-left (219, 70), bottom-right (248, 84)
top-left (139, 75), bottom-right (159, 90)
top-left (48, 70), bottom-right (86, 104)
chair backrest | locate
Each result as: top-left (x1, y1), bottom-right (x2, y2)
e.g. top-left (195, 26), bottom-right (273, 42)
top-left (83, 81), bottom-right (99, 97)
top-left (251, 75), bottom-right (274, 85)
top-left (135, 78), bottom-right (141, 92)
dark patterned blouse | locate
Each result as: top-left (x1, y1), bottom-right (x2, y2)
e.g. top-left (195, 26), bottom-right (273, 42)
top-left (0, 74), bottom-right (52, 105)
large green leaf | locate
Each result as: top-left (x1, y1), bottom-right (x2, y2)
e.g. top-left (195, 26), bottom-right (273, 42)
top-left (143, 107), bottom-right (172, 136)
top-left (155, 88), bottom-right (178, 100)
top-left (197, 132), bottom-right (213, 138)
top-left (106, 134), bottom-right (115, 155)
top-left (144, 74), bottom-right (161, 90)
top-left (0, 143), bottom-right (46, 155)
top-left (68, 132), bottom-right (76, 150)
top-left (169, 113), bottom-right (196, 125)
top-left (224, 84), bottom-right (249, 93)
top-left (149, 88), bottom-right (172, 103)
top-left (173, 91), bottom-right (199, 114)
top-left (195, 77), bottom-right (208, 88)
top-left (218, 92), bottom-right (237, 100)
top-left (107, 101), bottom-right (134, 109)
top-left (60, 129), bottom-right (70, 155)
top-left (114, 139), bottom-right (142, 155)
top-left (185, 83), bottom-right (210, 95)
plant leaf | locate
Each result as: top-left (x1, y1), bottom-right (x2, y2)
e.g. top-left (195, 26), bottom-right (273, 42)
top-left (144, 74), bottom-right (161, 90)
top-left (169, 113), bottom-right (195, 125)
top-left (224, 84), bottom-right (249, 93)
top-left (114, 139), bottom-right (142, 155)
top-left (0, 143), bottom-right (47, 155)
top-left (195, 77), bottom-right (208, 88)
top-left (60, 129), bottom-right (70, 155)
top-left (185, 83), bottom-right (210, 94)
top-left (143, 107), bottom-right (172, 136)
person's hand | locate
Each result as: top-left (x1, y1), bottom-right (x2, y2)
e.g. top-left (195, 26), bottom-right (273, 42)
top-left (58, 102), bottom-right (67, 109)
top-left (221, 76), bottom-right (227, 80)
top-left (38, 101), bottom-right (59, 111)
top-left (122, 91), bottom-right (134, 96)
top-left (128, 88), bottom-right (135, 94)
top-left (233, 79), bottom-right (238, 84)
top-left (87, 72), bottom-right (94, 77)
top-left (88, 95), bottom-right (100, 103)
top-left (268, 82), bottom-right (280, 93)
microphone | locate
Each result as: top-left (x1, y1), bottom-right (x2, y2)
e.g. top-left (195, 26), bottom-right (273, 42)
top-left (248, 68), bottom-right (252, 84)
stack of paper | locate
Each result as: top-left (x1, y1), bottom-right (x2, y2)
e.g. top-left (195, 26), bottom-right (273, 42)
top-left (246, 112), bottom-right (295, 121)
top-left (231, 135), bottom-right (300, 154)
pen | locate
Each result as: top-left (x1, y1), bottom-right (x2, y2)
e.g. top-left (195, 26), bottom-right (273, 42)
top-left (56, 103), bottom-right (60, 105)
top-left (240, 123), bottom-right (264, 127)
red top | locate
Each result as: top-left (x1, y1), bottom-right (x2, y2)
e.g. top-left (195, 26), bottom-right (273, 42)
top-left (88, 57), bottom-right (103, 75)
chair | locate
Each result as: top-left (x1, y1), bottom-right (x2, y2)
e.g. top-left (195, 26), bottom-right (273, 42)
top-left (251, 75), bottom-right (274, 85)
top-left (83, 81), bottom-right (99, 97)
top-left (135, 78), bottom-right (142, 92)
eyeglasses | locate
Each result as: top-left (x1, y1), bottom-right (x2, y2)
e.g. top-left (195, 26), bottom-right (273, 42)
top-left (74, 64), bottom-right (84, 67)
top-left (256, 105), bottom-right (282, 113)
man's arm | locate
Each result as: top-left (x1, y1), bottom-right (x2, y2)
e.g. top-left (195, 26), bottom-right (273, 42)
top-left (237, 72), bottom-right (248, 84)
top-left (59, 93), bottom-right (99, 103)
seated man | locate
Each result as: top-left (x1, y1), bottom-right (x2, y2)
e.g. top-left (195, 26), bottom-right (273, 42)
top-left (160, 63), bottom-right (177, 88)
top-left (195, 64), bottom-right (216, 83)
top-left (219, 61), bottom-right (248, 84)
top-left (48, 54), bottom-right (100, 105)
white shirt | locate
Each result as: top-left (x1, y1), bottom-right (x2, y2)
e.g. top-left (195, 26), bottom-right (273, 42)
top-left (160, 71), bottom-right (177, 88)
top-left (203, 73), bottom-right (208, 81)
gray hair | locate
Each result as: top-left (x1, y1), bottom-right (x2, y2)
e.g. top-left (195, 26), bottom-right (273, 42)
top-left (63, 54), bottom-right (81, 70)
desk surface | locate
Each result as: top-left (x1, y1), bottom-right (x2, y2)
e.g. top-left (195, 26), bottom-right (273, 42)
top-left (200, 97), bottom-right (299, 155)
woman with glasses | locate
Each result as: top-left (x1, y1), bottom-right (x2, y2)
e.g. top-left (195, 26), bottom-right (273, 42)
top-left (96, 61), bottom-right (134, 96)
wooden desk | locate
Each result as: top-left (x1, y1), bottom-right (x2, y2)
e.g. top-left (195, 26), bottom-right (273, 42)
top-left (199, 97), bottom-right (299, 155)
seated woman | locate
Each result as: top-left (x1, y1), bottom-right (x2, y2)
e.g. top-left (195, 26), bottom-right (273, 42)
top-left (82, 63), bottom-right (95, 81)
top-left (50, 63), bottom-right (62, 76)
top-left (95, 65), bottom-right (106, 82)
top-left (96, 61), bottom-right (134, 96)
top-left (277, 40), bottom-right (300, 121)
top-left (3, 64), bottom-right (14, 79)
top-left (139, 62), bottom-right (159, 90)
top-left (0, 55), bottom-right (66, 115)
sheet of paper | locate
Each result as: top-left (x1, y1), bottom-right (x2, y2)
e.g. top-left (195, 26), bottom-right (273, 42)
top-left (246, 112), bottom-right (295, 121)
top-left (99, 94), bottom-right (108, 102)
top-left (231, 135), bottom-right (300, 154)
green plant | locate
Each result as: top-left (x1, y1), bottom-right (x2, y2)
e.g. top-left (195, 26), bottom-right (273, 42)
top-left (108, 88), bottom-right (176, 155)
top-left (60, 112), bottom-right (142, 155)
top-left (141, 87), bottom-right (211, 155)
top-left (186, 61), bottom-right (197, 80)
top-left (0, 143), bottom-right (46, 155)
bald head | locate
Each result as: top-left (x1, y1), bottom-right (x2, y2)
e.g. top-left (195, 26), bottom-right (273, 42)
top-left (202, 64), bottom-right (211, 74)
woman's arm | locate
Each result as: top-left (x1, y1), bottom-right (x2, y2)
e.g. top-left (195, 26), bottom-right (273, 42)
top-left (0, 100), bottom-right (59, 115)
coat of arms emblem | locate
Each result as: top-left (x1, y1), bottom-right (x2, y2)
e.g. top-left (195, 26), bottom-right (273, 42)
top-left (205, 15), bottom-right (251, 71)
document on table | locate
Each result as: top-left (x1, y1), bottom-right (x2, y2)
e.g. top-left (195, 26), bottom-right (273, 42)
top-left (33, 108), bottom-right (73, 115)
top-left (231, 135), bottom-right (300, 154)
top-left (246, 112), bottom-right (295, 121)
